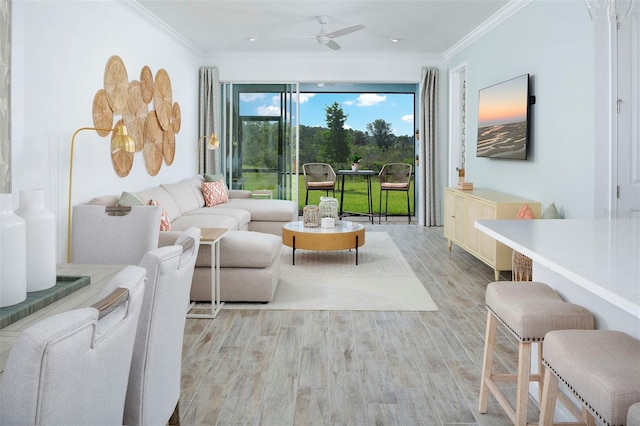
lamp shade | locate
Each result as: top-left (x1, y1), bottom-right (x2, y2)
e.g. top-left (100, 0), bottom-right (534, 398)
top-left (111, 125), bottom-right (136, 153)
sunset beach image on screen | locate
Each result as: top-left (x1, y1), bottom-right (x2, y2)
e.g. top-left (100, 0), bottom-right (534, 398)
top-left (476, 74), bottom-right (530, 160)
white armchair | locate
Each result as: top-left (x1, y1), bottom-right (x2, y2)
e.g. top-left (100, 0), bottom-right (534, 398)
top-left (0, 265), bottom-right (146, 425)
top-left (124, 227), bottom-right (201, 425)
top-left (71, 205), bottom-right (161, 264)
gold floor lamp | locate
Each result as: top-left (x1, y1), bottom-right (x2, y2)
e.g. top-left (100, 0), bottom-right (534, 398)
top-left (67, 124), bottom-right (135, 262)
top-left (197, 133), bottom-right (220, 174)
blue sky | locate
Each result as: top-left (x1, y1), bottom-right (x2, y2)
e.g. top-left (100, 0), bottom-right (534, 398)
top-left (239, 92), bottom-right (415, 137)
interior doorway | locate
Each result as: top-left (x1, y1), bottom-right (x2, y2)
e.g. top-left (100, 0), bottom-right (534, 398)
top-left (616, 3), bottom-right (639, 215)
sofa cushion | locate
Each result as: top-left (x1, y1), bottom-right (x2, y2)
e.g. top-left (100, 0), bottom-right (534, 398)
top-left (224, 199), bottom-right (297, 222)
top-left (135, 186), bottom-right (181, 222)
top-left (183, 206), bottom-right (251, 228)
top-left (170, 213), bottom-right (245, 233)
top-left (220, 231), bottom-right (281, 268)
top-left (202, 181), bottom-right (229, 206)
top-left (161, 178), bottom-right (203, 214)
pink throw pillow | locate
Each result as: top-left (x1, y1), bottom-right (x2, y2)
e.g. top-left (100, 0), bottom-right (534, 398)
top-left (147, 199), bottom-right (171, 231)
top-left (517, 203), bottom-right (536, 220)
top-left (202, 180), bottom-right (228, 206)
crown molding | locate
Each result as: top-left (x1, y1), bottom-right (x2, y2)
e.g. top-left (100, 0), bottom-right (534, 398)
top-left (207, 50), bottom-right (445, 61)
top-left (444, 0), bottom-right (532, 61)
top-left (115, 0), bottom-right (205, 56)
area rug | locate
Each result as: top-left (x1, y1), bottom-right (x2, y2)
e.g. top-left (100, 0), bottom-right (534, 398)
top-left (223, 232), bottom-right (438, 311)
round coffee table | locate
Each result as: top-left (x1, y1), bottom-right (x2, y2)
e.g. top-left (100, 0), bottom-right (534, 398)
top-left (281, 220), bottom-right (365, 265)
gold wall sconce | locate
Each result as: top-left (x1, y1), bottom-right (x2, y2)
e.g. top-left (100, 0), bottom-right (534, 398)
top-left (197, 133), bottom-right (220, 174)
top-left (67, 124), bottom-right (135, 262)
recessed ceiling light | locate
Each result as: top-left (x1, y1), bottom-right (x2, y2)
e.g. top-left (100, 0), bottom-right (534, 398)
top-left (248, 37), bottom-right (257, 42)
top-left (391, 38), bottom-right (400, 43)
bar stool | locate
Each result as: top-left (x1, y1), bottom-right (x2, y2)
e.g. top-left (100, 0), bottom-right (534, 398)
top-left (539, 330), bottom-right (640, 426)
top-left (478, 281), bottom-right (595, 425)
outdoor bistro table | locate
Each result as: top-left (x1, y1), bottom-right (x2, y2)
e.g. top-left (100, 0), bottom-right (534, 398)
top-left (337, 169), bottom-right (376, 224)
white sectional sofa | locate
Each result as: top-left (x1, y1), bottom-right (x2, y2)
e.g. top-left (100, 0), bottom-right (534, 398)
top-left (87, 175), bottom-right (297, 302)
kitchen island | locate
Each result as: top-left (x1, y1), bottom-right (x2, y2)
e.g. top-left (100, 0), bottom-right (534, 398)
top-left (475, 217), bottom-right (639, 339)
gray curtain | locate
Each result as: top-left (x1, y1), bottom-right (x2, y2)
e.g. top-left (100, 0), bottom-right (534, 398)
top-left (419, 67), bottom-right (441, 226)
top-left (0, 0), bottom-right (11, 192)
top-left (198, 66), bottom-right (220, 175)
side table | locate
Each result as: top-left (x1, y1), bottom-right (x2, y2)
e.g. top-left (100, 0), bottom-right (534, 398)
top-left (187, 227), bottom-right (227, 319)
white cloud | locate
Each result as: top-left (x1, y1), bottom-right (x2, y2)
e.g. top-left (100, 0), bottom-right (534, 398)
top-left (401, 114), bottom-right (414, 123)
top-left (239, 93), bottom-right (265, 102)
top-left (257, 105), bottom-right (281, 116)
top-left (343, 100), bottom-right (354, 106)
top-left (298, 93), bottom-right (315, 104)
top-left (343, 124), bottom-right (352, 130)
top-left (356, 94), bottom-right (386, 107)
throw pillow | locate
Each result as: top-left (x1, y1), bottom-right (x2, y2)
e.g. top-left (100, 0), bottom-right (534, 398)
top-left (202, 180), bottom-right (228, 206)
top-left (542, 202), bottom-right (561, 219)
top-left (147, 199), bottom-right (171, 231)
top-left (117, 191), bottom-right (144, 207)
top-left (517, 203), bottom-right (536, 220)
top-left (204, 172), bottom-right (224, 182)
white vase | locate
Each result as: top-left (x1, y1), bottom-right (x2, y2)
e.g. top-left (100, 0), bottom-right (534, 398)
top-left (0, 193), bottom-right (27, 307)
top-left (15, 189), bottom-right (56, 292)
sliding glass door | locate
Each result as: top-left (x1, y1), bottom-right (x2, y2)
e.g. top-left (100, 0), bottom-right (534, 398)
top-left (221, 83), bottom-right (298, 202)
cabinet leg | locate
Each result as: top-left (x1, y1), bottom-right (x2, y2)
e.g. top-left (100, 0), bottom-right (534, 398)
top-left (448, 240), bottom-right (452, 251)
top-left (494, 269), bottom-right (500, 281)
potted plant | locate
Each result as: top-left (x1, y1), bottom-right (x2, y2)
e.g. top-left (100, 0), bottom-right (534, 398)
top-left (350, 153), bottom-right (362, 171)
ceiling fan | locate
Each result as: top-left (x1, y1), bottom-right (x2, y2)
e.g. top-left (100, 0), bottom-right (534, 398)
top-left (273, 15), bottom-right (365, 50)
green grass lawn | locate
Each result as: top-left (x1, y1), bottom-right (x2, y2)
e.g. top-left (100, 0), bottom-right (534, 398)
top-left (240, 172), bottom-right (414, 215)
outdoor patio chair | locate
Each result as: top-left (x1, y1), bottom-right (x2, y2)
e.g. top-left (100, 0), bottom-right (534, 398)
top-left (378, 163), bottom-right (412, 223)
top-left (302, 163), bottom-right (336, 205)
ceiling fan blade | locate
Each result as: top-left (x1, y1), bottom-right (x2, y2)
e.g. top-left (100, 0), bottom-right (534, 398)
top-left (326, 24), bottom-right (365, 39)
top-left (326, 40), bottom-right (341, 50)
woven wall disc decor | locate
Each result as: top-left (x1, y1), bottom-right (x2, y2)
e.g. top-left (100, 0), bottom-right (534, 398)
top-left (111, 119), bottom-right (134, 177)
top-left (92, 89), bottom-right (114, 137)
top-left (103, 55), bottom-right (129, 115)
top-left (153, 68), bottom-right (173, 131)
top-left (162, 127), bottom-right (176, 166)
top-left (140, 65), bottom-right (154, 104)
top-left (171, 102), bottom-right (181, 133)
top-left (123, 80), bottom-right (147, 152)
top-left (143, 111), bottom-right (163, 176)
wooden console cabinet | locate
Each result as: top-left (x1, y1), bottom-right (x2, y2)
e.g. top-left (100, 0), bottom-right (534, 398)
top-left (444, 187), bottom-right (540, 280)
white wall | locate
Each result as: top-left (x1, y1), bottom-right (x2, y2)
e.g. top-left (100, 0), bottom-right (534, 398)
top-left (11, 0), bottom-right (202, 261)
top-left (447, 0), bottom-right (596, 218)
top-left (210, 52), bottom-right (440, 83)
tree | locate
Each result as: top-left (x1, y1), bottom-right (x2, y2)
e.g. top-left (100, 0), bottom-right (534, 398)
top-left (323, 102), bottom-right (350, 164)
top-left (352, 130), bottom-right (368, 147)
top-left (367, 119), bottom-right (394, 152)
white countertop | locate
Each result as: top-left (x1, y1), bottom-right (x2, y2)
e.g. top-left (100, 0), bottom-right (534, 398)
top-left (475, 218), bottom-right (640, 319)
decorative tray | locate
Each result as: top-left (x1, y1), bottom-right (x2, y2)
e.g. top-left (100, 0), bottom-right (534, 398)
top-left (0, 276), bottom-right (91, 328)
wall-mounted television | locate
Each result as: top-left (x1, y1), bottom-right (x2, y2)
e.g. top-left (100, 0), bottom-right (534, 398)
top-left (476, 74), bottom-right (531, 160)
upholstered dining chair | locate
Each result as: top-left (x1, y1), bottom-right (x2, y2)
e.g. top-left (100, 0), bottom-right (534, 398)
top-left (302, 162), bottom-right (336, 205)
top-left (378, 163), bottom-right (412, 224)
top-left (0, 265), bottom-right (146, 425)
top-left (71, 205), bottom-right (161, 265)
top-left (123, 227), bottom-right (200, 426)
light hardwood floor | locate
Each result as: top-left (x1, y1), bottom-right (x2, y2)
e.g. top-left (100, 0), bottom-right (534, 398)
top-left (178, 224), bottom-right (539, 425)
